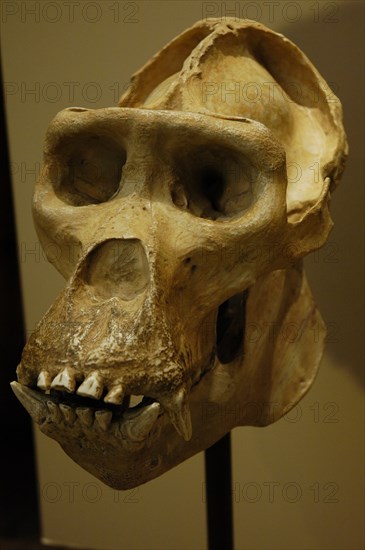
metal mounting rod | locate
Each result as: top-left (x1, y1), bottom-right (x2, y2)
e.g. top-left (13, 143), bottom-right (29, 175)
top-left (205, 432), bottom-right (234, 550)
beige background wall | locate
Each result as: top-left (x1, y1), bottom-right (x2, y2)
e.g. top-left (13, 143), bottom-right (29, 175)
top-left (2, 1), bottom-right (364, 549)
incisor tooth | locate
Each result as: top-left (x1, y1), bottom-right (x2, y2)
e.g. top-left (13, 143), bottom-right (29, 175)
top-left (77, 372), bottom-right (103, 400)
top-left (60, 403), bottom-right (76, 424)
top-left (51, 367), bottom-right (76, 393)
top-left (161, 388), bottom-right (192, 441)
top-left (47, 401), bottom-right (62, 423)
top-left (121, 402), bottom-right (161, 442)
top-left (95, 410), bottom-right (113, 431)
top-left (104, 384), bottom-right (124, 405)
top-left (37, 370), bottom-right (51, 393)
top-left (76, 407), bottom-right (93, 427)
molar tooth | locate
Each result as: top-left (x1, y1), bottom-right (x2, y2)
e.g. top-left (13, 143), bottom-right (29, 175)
top-left (51, 367), bottom-right (76, 393)
top-left (37, 370), bottom-right (51, 393)
top-left (95, 410), bottom-right (113, 431)
top-left (59, 403), bottom-right (76, 424)
top-left (77, 372), bottom-right (103, 400)
top-left (120, 402), bottom-right (161, 442)
top-left (104, 384), bottom-right (124, 405)
top-left (76, 407), bottom-right (93, 427)
top-left (47, 401), bottom-right (62, 423)
top-left (160, 388), bottom-right (192, 441)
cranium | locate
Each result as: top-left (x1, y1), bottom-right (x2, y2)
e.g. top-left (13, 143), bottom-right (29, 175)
top-left (12, 18), bottom-right (347, 489)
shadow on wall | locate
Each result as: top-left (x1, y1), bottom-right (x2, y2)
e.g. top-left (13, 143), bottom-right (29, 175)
top-left (282, 1), bottom-right (364, 389)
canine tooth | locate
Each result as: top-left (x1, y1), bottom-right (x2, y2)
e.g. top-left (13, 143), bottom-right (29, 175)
top-left (76, 407), bottom-right (93, 427)
top-left (37, 370), bottom-right (51, 393)
top-left (51, 367), bottom-right (76, 393)
top-left (95, 410), bottom-right (113, 431)
top-left (121, 402), bottom-right (160, 442)
top-left (10, 381), bottom-right (47, 424)
top-left (59, 403), bottom-right (76, 424)
top-left (77, 372), bottom-right (103, 400)
top-left (104, 384), bottom-right (124, 405)
top-left (47, 401), bottom-right (62, 423)
top-left (161, 388), bottom-right (192, 441)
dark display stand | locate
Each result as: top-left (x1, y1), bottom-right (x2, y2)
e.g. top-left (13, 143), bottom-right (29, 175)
top-left (205, 432), bottom-right (234, 550)
top-left (0, 61), bottom-right (40, 539)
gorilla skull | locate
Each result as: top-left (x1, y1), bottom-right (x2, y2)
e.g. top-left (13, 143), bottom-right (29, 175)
top-left (12, 19), bottom-right (347, 489)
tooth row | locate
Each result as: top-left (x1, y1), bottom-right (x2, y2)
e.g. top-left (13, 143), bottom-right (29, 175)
top-left (36, 371), bottom-right (192, 442)
top-left (37, 369), bottom-right (125, 404)
top-left (46, 401), bottom-right (113, 430)
top-left (14, 377), bottom-right (193, 443)
top-left (44, 400), bottom-right (159, 437)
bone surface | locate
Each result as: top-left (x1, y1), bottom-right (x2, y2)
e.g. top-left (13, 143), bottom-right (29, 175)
top-left (12, 18), bottom-right (347, 489)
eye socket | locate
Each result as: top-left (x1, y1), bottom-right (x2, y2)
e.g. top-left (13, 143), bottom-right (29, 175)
top-left (200, 166), bottom-right (225, 211)
top-left (55, 135), bottom-right (126, 206)
top-left (171, 146), bottom-right (254, 220)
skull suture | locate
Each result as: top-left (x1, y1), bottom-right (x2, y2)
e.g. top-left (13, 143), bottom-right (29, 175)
top-left (12, 19), bottom-right (347, 489)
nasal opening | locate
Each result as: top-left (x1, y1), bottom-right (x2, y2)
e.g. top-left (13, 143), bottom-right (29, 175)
top-left (82, 239), bottom-right (150, 300)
